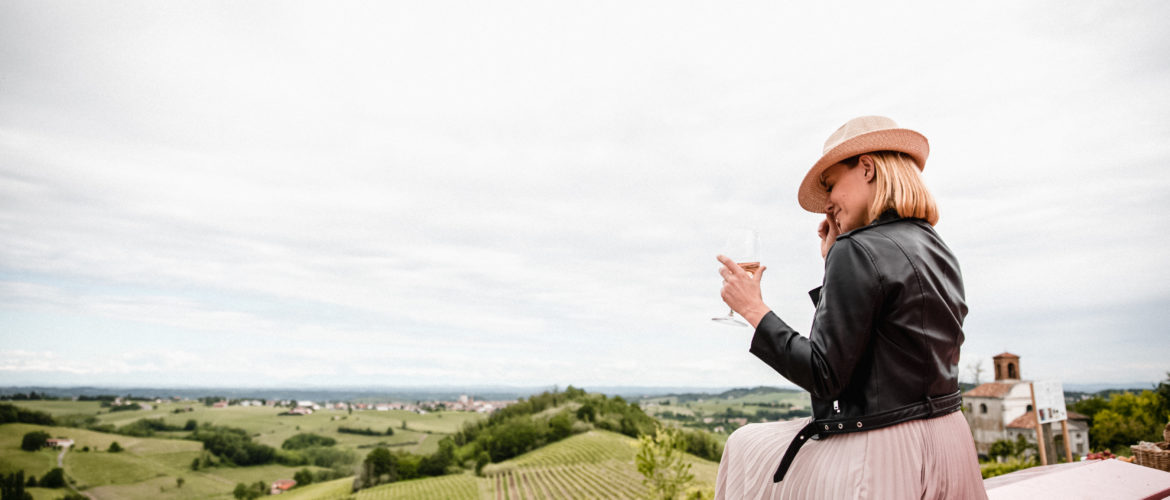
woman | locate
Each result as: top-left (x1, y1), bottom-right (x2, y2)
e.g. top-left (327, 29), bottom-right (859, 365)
top-left (715, 116), bottom-right (985, 499)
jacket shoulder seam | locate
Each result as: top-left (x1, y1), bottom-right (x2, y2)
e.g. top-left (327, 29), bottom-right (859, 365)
top-left (838, 237), bottom-right (884, 298)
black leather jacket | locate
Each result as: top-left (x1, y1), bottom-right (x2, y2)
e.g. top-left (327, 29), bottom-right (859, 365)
top-left (750, 210), bottom-right (967, 480)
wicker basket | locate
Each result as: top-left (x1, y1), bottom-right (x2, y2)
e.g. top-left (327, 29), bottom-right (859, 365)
top-left (1132, 441), bottom-right (1170, 472)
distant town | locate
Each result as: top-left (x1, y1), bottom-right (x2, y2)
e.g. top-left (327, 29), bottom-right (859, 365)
top-left (29, 393), bottom-right (520, 415)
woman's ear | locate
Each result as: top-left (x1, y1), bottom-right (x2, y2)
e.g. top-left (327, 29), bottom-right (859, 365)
top-left (858, 155), bottom-right (876, 182)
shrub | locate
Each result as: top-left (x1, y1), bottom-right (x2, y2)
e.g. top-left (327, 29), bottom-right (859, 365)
top-left (107, 403), bottom-right (143, 413)
top-left (337, 426), bottom-right (384, 436)
top-left (108, 441), bottom-right (123, 453)
top-left (191, 425), bottom-right (275, 466)
top-left (636, 427), bottom-right (695, 500)
top-left (281, 433), bottom-right (337, 450)
top-left (981, 457), bottom-right (1036, 479)
top-left (116, 418), bottom-right (181, 437)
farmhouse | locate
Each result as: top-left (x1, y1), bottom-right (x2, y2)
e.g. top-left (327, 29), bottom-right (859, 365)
top-left (46, 438), bottom-right (73, 448)
top-left (270, 479), bottom-right (296, 494)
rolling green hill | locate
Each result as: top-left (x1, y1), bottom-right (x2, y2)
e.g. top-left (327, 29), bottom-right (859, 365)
top-left (356, 430), bottom-right (718, 500)
top-left (0, 422), bottom-right (329, 499)
top-left (2, 397), bottom-right (724, 499)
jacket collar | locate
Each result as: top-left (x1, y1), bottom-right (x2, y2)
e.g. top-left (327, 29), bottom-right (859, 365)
top-left (840, 209), bottom-right (904, 237)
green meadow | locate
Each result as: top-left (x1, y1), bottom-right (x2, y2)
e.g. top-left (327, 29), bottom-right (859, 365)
top-left (1, 400), bottom-right (485, 499)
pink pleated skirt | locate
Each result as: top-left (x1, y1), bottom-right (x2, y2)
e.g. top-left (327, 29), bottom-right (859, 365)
top-left (715, 411), bottom-right (987, 499)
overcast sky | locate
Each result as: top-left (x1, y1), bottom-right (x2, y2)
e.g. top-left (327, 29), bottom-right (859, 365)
top-left (2, 1), bottom-right (1168, 391)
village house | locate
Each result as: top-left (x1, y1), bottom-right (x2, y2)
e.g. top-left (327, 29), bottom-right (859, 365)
top-left (962, 352), bottom-right (1090, 458)
top-left (1005, 409), bottom-right (1091, 457)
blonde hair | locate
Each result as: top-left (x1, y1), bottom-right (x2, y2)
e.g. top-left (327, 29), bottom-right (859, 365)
top-left (844, 151), bottom-right (939, 226)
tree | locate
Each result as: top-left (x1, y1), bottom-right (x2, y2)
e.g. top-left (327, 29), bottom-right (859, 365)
top-left (108, 441), bottom-right (123, 453)
top-left (636, 427), bottom-right (695, 500)
top-left (358, 447), bottom-right (398, 488)
top-left (184, 419), bottom-right (198, 431)
top-left (1155, 372), bottom-right (1170, 418)
top-left (0, 471), bottom-right (32, 500)
top-left (988, 439), bottom-right (1013, 460)
top-left (418, 438), bottom-right (455, 476)
top-left (576, 403), bottom-right (596, 422)
top-left (39, 468), bottom-right (66, 488)
top-left (475, 451), bottom-right (490, 476)
top-left (966, 360), bottom-right (985, 386)
top-left (176, 477), bottom-right (184, 489)
top-left (190, 457), bottom-right (200, 470)
top-left (232, 482), bottom-right (262, 500)
top-left (0, 403), bottom-right (55, 426)
top-left (548, 411), bottom-right (574, 441)
top-left (1083, 390), bottom-right (1166, 451)
top-left (20, 431), bottom-right (50, 452)
top-left (293, 468), bottom-right (314, 487)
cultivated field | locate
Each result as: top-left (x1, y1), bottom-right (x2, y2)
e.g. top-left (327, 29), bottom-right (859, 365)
top-left (355, 430), bottom-right (718, 500)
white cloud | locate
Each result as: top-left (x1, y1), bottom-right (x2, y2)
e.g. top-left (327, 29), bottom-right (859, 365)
top-left (1, 0), bottom-right (1169, 389)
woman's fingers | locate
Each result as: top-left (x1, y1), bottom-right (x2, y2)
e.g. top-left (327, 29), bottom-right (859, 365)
top-left (716, 254), bottom-right (747, 279)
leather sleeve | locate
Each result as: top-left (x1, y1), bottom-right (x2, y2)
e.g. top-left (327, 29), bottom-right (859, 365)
top-left (749, 237), bottom-right (883, 400)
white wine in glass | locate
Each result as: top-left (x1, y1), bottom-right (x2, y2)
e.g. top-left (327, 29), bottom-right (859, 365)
top-left (713, 229), bottom-right (760, 327)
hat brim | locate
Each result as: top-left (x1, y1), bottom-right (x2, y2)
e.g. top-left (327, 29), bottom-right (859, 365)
top-left (797, 128), bottom-right (929, 213)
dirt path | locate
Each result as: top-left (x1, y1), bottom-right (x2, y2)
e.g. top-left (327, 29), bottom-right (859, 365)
top-left (58, 445), bottom-right (97, 499)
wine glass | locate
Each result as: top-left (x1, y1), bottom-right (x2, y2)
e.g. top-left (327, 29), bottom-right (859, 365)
top-left (712, 229), bottom-right (760, 327)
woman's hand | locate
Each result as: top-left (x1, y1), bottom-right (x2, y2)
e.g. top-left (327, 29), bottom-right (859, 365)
top-left (717, 255), bottom-right (770, 328)
top-left (818, 215), bottom-right (840, 259)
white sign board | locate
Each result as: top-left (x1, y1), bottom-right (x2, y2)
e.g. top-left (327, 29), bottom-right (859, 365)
top-left (1032, 380), bottom-right (1068, 424)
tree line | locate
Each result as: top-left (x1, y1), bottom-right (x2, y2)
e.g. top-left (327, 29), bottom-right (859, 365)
top-left (1070, 372), bottom-right (1170, 453)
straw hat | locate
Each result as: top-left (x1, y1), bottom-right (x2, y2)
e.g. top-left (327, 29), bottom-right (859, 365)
top-left (797, 116), bottom-right (929, 213)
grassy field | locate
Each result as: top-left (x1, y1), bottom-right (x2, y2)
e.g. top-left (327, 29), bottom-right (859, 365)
top-left (278, 477), bottom-right (354, 500)
top-left (83, 401), bottom-right (480, 456)
top-left (638, 389), bottom-right (811, 441)
top-left (1, 400), bottom-right (487, 500)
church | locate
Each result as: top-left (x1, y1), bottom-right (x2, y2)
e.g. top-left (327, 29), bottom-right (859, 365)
top-left (962, 352), bottom-right (1091, 458)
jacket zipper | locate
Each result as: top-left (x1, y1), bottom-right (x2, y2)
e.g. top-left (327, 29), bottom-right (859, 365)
top-left (833, 400), bottom-right (840, 414)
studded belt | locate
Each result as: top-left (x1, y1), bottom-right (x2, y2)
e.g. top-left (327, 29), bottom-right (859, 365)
top-left (771, 390), bottom-right (963, 482)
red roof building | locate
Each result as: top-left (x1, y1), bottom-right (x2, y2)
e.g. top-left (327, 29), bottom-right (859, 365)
top-left (270, 479), bottom-right (296, 494)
